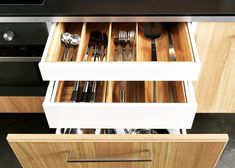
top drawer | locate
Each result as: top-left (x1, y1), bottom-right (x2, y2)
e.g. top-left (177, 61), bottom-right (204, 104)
top-left (39, 22), bottom-right (200, 81)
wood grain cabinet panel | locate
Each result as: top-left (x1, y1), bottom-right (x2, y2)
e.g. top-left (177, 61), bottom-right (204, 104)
top-left (0, 96), bottom-right (44, 113)
top-left (7, 134), bottom-right (228, 168)
top-left (194, 22), bottom-right (235, 113)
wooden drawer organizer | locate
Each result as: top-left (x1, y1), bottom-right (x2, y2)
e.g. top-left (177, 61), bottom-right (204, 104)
top-left (39, 22), bottom-right (200, 81)
top-left (43, 80), bottom-right (196, 129)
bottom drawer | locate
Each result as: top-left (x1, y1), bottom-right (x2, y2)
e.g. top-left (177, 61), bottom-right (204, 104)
top-left (7, 132), bottom-right (228, 168)
top-left (43, 80), bottom-right (197, 129)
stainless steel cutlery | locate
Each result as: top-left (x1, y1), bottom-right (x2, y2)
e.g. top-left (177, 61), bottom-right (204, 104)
top-left (60, 32), bottom-right (81, 61)
top-left (127, 30), bottom-right (135, 61)
top-left (165, 24), bottom-right (176, 61)
top-left (61, 32), bottom-right (72, 61)
top-left (60, 128), bottom-right (169, 134)
top-left (113, 30), bottom-right (136, 103)
top-left (70, 34), bottom-right (80, 61)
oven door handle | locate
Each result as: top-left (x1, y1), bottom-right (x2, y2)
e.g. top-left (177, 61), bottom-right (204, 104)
top-left (0, 57), bottom-right (41, 62)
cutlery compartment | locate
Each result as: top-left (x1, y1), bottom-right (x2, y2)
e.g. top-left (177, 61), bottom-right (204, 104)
top-left (108, 22), bottom-right (137, 62)
top-left (39, 22), bottom-right (200, 81)
top-left (43, 23), bottom-right (83, 62)
top-left (43, 80), bottom-right (197, 129)
top-left (106, 81), bottom-right (187, 103)
top-left (137, 22), bottom-right (194, 62)
top-left (55, 81), bottom-right (107, 103)
top-left (78, 23), bottom-right (110, 62)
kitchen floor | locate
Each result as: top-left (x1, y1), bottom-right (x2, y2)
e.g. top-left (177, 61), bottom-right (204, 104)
top-left (0, 113), bottom-right (234, 168)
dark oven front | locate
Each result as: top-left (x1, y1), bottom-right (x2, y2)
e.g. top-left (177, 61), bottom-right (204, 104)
top-left (0, 23), bottom-right (48, 96)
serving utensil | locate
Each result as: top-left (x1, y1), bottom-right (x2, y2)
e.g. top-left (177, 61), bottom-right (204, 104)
top-left (165, 24), bottom-right (176, 61)
top-left (143, 23), bottom-right (162, 103)
top-left (143, 22), bottom-right (162, 61)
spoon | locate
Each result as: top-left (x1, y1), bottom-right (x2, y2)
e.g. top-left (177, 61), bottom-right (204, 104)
top-left (69, 34), bottom-right (81, 61)
top-left (127, 30), bottom-right (135, 61)
top-left (61, 32), bottom-right (72, 61)
top-left (143, 23), bottom-right (162, 61)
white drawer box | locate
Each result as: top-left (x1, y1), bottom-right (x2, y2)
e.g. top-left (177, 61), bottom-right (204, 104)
top-left (43, 80), bottom-right (197, 129)
top-left (39, 22), bottom-right (200, 81)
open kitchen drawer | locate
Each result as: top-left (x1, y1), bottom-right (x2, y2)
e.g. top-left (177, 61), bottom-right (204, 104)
top-left (39, 22), bottom-right (200, 81)
top-left (43, 80), bottom-right (197, 129)
top-left (7, 134), bottom-right (228, 168)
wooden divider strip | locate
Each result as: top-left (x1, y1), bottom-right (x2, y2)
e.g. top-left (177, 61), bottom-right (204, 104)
top-left (55, 81), bottom-right (65, 102)
top-left (46, 23), bottom-right (65, 62)
top-left (106, 22), bottom-right (112, 62)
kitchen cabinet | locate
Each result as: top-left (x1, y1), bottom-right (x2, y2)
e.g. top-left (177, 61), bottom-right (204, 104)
top-left (0, 96), bottom-right (44, 113)
top-left (194, 22), bottom-right (235, 113)
top-left (0, 1), bottom-right (233, 167)
top-left (0, 23), bottom-right (48, 113)
top-left (5, 20), bottom-right (228, 168)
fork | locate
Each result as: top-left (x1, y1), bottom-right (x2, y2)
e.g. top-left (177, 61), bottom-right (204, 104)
top-left (114, 33), bottom-right (119, 61)
top-left (118, 30), bottom-right (128, 61)
top-left (118, 30), bottom-right (128, 103)
top-left (127, 30), bottom-right (135, 61)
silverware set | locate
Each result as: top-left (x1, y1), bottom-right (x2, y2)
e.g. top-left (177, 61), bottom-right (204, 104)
top-left (60, 31), bottom-right (108, 134)
top-left (60, 32), bottom-right (81, 61)
top-left (114, 30), bottom-right (136, 62)
top-left (113, 30), bottom-right (136, 102)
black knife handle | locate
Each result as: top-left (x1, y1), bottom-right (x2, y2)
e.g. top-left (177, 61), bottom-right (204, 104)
top-left (89, 91), bottom-right (96, 103)
top-left (151, 41), bottom-right (157, 61)
top-left (80, 91), bottom-right (88, 102)
top-left (71, 90), bottom-right (79, 102)
top-left (89, 81), bottom-right (97, 103)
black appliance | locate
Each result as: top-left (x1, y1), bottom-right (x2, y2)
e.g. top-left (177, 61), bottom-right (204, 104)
top-left (0, 0), bottom-right (45, 5)
top-left (0, 0), bottom-right (234, 17)
top-left (0, 23), bottom-right (48, 96)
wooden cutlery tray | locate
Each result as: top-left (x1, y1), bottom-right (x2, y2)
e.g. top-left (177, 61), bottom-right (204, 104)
top-left (43, 80), bottom-right (196, 129)
top-left (39, 22), bottom-right (200, 81)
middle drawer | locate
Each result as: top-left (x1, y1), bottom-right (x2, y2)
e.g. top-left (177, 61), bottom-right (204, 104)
top-left (44, 80), bottom-right (197, 129)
